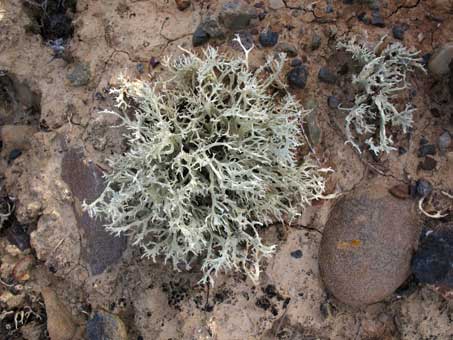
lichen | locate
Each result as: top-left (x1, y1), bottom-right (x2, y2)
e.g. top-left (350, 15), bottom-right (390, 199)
top-left (84, 37), bottom-right (326, 284)
top-left (337, 36), bottom-right (425, 154)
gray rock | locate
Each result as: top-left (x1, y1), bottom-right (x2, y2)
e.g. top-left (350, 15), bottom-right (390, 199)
top-left (318, 67), bottom-right (337, 84)
top-left (306, 109), bottom-right (321, 146)
top-left (428, 42), bottom-right (453, 76)
top-left (192, 25), bottom-right (209, 46)
top-left (219, 1), bottom-right (256, 30)
top-left (269, 0), bottom-right (285, 10)
top-left (319, 182), bottom-right (420, 307)
top-left (200, 16), bottom-right (225, 39)
top-left (67, 63), bottom-right (90, 87)
top-left (310, 34), bottom-right (321, 50)
top-left (287, 65), bottom-right (308, 89)
top-left (438, 130), bottom-right (451, 154)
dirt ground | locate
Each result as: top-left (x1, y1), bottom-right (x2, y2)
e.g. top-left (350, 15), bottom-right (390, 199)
top-left (0, 0), bottom-right (453, 339)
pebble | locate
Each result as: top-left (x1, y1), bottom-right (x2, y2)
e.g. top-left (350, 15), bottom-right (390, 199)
top-left (199, 16), bottom-right (225, 39)
top-left (414, 179), bottom-right (433, 198)
top-left (268, 0), bottom-right (285, 10)
top-left (306, 110), bottom-right (321, 146)
top-left (67, 63), bottom-right (91, 87)
top-left (418, 144), bottom-right (436, 157)
top-left (275, 42), bottom-right (297, 57)
top-left (392, 24), bottom-right (406, 40)
top-left (219, 1), bottom-right (255, 30)
top-left (192, 25), bottom-right (209, 46)
top-left (86, 310), bottom-right (128, 340)
top-left (290, 59), bottom-right (302, 68)
top-left (149, 56), bottom-right (160, 69)
top-left (428, 42), bottom-right (453, 76)
top-left (175, 0), bottom-right (191, 11)
top-left (287, 65), bottom-right (308, 89)
top-left (259, 29), bottom-right (279, 47)
top-left (318, 67), bottom-right (337, 84)
top-left (5, 222), bottom-right (30, 251)
top-left (290, 250), bottom-right (303, 258)
top-left (319, 182), bottom-right (420, 307)
top-left (371, 10), bottom-right (385, 27)
top-left (327, 95), bottom-right (339, 109)
top-left (8, 148), bottom-right (22, 163)
top-left (398, 146), bottom-right (407, 155)
top-left (388, 184), bottom-right (410, 199)
top-left (419, 156), bottom-right (437, 171)
top-left (438, 130), bottom-right (451, 154)
top-left (136, 63), bottom-right (144, 74)
top-left (310, 34), bottom-right (321, 50)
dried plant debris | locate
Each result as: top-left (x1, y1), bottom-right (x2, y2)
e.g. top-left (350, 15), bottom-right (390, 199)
top-left (84, 37), bottom-right (326, 285)
top-left (337, 36), bottom-right (425, 155)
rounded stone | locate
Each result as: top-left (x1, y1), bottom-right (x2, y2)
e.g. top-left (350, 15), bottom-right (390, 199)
top-left (428, 42), bottom-right (453, 76)
top-left (319, 183), bottom-right (421, 307)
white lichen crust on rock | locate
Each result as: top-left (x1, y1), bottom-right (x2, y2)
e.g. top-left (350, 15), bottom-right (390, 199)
top-left (84, 40), bottom-right (326, 284)
top-left (337, 36), bottom-right (426, 155)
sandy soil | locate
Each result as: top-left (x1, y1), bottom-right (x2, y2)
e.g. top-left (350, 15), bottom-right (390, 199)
top-left (0, 0), bottom-right (453, 339)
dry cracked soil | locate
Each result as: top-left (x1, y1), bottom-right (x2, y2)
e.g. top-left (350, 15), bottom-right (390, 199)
top-left (0, 0), bottom-right (453, 339)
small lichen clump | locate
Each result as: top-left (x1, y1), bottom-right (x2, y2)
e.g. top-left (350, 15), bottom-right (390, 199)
top-left (84, 40), bottom-right (326, 284)
top-left (337, 36), bottom-right (425, 154)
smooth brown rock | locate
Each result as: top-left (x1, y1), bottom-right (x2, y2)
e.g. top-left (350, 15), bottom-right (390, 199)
top-left (428, 42), bottom-right (453, 76)
top-left (319, 183), bottom-right (420, 307)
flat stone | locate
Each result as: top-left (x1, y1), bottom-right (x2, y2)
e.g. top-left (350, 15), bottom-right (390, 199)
top-left (61, 148), bottom-right (127, 275)
top-left (67, 63), bottom-right (91, 87)
top-left (319, 182), bottom-right (420, 307)
top-left (428, 42), bottom-right (453, 76)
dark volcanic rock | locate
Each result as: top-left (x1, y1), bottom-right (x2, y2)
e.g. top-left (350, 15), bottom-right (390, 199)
top-left (61, 148), bottom-right (127, 275)
top-left (86, 310), bottom-right (128, 340)
top-left (318, 67), bottom-right (337, 84)
top-left (412, 225), bottom-right (453, 299)
top-left (287, 65), bottom-right (308, 89)
top-left (192, 25), bottom-right (209, 46)
top-left (319, 182), bottom-right (420, 307)
top-left (259, 30), bottom-right (279, 47)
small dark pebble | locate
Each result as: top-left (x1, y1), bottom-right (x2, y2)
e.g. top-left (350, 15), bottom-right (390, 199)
top-left (420, 137), bottom-right (429, 145)
top-left (327, 95), bottom-right (340, 109)
top-left (371, 10), bottom-right (385, 27)
top-left (430, 107), bottom-right (441, 118)
top-left (254, 2), bottom-right (264, 8)
top-left (290, 249), bottom-right (303, 258)
top-left (438, 130), bottom-right (451, 153)
top-left (175, 0), bottom-right (191, 11)
top-left (8, 149), bottom-right (22, 163)
top-left (264, 284), bottom-right (278, 298)
top-left (192, 25), bottom-right (209, 46)
top-left (136, 63), bottom-right (145, 74)
top-left (398, 146), bottom-right (407, 155)
top-left (258, 12), bottom-right (266, 20)
top-left (421, 53), bottom-right (431, 67)
top-left (418, 144), bottom-right (436, 157)
top-left (419, 156), bottom-right (437, 171)
top-left (291, 58), bottom-right (303, 67)
top-left (5, 222), bottom-right (30, 251)
top-left (287, 65), bottom-right (308, 89)
top-left (255, 296), bottom-right (271, 310)
top-left (149, 57), bottom-right (160, 69)
top-left (310, 34), bottom-right (321, 50)
top-left (414, 179), bottom-right (433, 198)
top-left (137, 336), bottom-right (144, 340)
top-left (318, 67), bottom-right (337, 84)
top-left (338, 63), bottom-right (349, 75)
top-left (94, 92), bottom-right (105, 101)
top-left (357, 12), bottom-right (370, 24)
top-left (343, 0), bottom-right (353, 4)
top-left (392, 25), bottom-right (406, 40)
top-left (259, 30), bottom-right (279, 47)
top-left (325, 4), bottom-right (334, 13)
top-left (271, 306), bottom-right (278, 316)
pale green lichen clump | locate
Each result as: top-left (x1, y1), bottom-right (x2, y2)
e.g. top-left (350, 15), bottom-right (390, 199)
top-left (84, 38), bottom-right (326, 284)
top-left (337, 36), bottom-right (425, 154)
